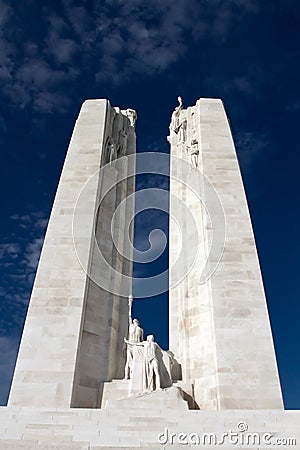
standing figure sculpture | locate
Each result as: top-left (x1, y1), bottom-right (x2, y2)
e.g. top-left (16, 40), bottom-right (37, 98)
top-left (178, 117), bottom-right (187, 143)
top-left (169, 96), bottom-right (187, 144)
top-left (169, 96), bottom-right (183, 135)
top-left (125, 108), bottom-right (137, 127)
top-left (144, 334), bottom-right (161, 392)
top-left (189, 138), bottom-right (199, 169)
top-left (108, 139), bottom-right (117, 164)
top-left (124, 295), bottom-right (143, 379)
top-left (118, 129), bottom-right (128, 157)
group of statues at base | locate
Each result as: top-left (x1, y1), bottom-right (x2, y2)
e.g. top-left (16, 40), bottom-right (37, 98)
top-left (124, 296), bottom-right (176, 393)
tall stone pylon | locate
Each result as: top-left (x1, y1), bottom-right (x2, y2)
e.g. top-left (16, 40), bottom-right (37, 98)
top-left (8, 100), bottom-right (136, 408)
top-left (168, 97), bottom-right (283, 409)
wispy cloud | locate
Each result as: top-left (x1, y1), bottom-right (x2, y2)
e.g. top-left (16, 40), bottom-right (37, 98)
top-left (0, 221), bottom-right (53, 402)
top-left (0, 0), bottom-right (263, 111)
top-left (0, 211), bottom-right (48, 333)
top-left (0, 243), bottom-right (21, 259)
top-left (10, 212), bottom-right (48, 231)
top-left (1, 0), bottom-right (296, 114)
top-left (47, 33), bottom-right (77, 65)
top-left (92, 0), bottom-right (190, 82)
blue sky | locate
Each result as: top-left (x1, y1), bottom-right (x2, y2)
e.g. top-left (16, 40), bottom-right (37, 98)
top-left (0, 0), bottom-right (299, 408)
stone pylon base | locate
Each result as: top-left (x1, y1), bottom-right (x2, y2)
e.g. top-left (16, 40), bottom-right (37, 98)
top-left (0, 400), bottom-right (299, 449)
top-left (104, 385), bottom-right (188, 410)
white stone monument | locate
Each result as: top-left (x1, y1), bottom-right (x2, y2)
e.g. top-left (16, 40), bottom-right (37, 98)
top-left (0, 97), bottom-right (298, 449)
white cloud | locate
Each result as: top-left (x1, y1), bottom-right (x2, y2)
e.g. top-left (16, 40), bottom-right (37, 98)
top-left (0, 0), bottom-right (264, 109)
top-left (10, 211), bottom-right (48, 231)
top-left (24, 237), bottom-right (44, 270)
top-left (33, 91), bottom-right (69, 113)
top-left (49, 37), bottom-right (77, 64)
top-left (46, 14), bottom-right (77, 65)
top-left (94, 0), bottom-right (190, 82)
top-left (0, 243), bottom-right (21, 259)
top-left (17, 60), bottom-right (64, 88)
top-left (0, 211), bottom-right (48, 317)
top-left (10, 214), bottom-right (31, 223)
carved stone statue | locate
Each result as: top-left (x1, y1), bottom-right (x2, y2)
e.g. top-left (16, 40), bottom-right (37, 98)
top-left (128, 318), bottom-right (143, 343)
top-left (124, 295), bottom-right (143, 379)
top-left (122, 296), bottom-right (178, 394)
top-left (107, 138), bottom-right (117, 164)
top-left (108, 108), bottom-right (116, 138)
top-left (178, 115), bottom-right (187, 143)
top-left (118, 129), bottom-right (128, 156)
top-left (169, 96), bottom-right (183, 135)
top-left (189, 138), bottom-right (199, 169)
top-left (144, 334), bottom-right (161, 392)
top-left (168, 96), bottom-right (187, 144)
top-left (125, 108), bottom-right (137, 127)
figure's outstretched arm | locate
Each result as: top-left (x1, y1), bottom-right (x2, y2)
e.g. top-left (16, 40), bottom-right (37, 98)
top-left (124, 338), bottom-right (145, 347)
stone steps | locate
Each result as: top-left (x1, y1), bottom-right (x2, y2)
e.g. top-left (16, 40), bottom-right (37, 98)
top-left (0, 405), bottom-right (299, 449)
top-left (101, 379), bottom-right (131, 407)
top-left (105, 385), bottom-right (188, 410)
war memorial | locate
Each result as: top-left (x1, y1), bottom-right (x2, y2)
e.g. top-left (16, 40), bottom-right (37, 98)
top-left (0, 98), bottom-right (299, 448)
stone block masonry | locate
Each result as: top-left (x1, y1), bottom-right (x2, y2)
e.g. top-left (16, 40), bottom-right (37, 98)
top-left (169, 98), bottom-right (283, 410)
top-left (8, 100), bottom-right (136, 408)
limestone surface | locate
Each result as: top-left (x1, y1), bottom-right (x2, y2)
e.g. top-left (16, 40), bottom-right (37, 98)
top-left (169, 98), bottom-right (283, 409)
top-left (8, 99), bottom-right (136, 409)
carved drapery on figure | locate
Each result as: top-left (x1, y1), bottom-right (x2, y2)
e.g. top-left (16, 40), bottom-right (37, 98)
top-left (105, 106), bottom-right (137, 164)
top-left (178, 115), bottom-right (187, 143)
top-left (168, 96), bottom-right (199, 169)
top-left (124, 108), bottom-right (137, 127)
top-left (169, 96), bottom-right (183, 135)
top-left (118, 129), bottom-right (128, 157)
top-left (188, 138), bottom-right (199, 169)
top-left (107, 138), bottom-right (117, 164)
top-left (124, 335), bottom-right (173, 393)
top-left (169, 96), bottom-right (187, 144)
top-left (144, 334), bottom-right (162, 392)
top-left (123, 296), bottom-right (178, 394)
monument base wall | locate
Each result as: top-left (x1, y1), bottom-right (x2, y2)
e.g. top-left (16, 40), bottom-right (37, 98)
top-left (0, 404), bottom-right (299, 449)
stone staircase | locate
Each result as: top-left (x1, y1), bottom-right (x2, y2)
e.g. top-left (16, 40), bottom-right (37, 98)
top-left (105, 385), bottom-right (189, 410)
top-left (101, 379), bottom-right (131, 407)
top-left (102, 378), bottom-right (196, 409)
top-left (0, 388), bottom-right (299, 449)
